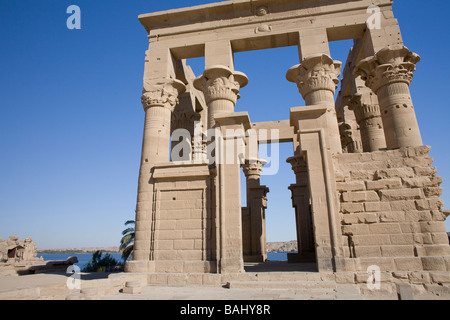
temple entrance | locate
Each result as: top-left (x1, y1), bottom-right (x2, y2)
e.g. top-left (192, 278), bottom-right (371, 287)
top-left (240, 141), bottom-right (318, 272)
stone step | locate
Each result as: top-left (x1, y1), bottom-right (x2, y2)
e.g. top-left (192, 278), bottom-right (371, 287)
top-left (227, 280), bottom-right (337, 290)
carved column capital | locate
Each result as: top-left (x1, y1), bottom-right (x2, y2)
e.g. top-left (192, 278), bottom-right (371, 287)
top-left (286, 155), bottom-right (308, 177)
top-left (193, 65), bottom-right (248, 105)
top-left (171, 109), bottom-right (201, 132)
top-left (354, 45), bottom-right (420, 94)
top-left (141, 79), bottom-right (186, 112)
top-left (286, 54), bottom-right (342, 99)
top-left (348, 94), bottom-right (381, 123)
top-left (287, 155), bottom-right (310, 186)
top-left (242, 158), bottom-right (267, 181)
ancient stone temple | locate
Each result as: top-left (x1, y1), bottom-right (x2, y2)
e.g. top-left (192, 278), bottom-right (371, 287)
top-left (126, 0), bottom-right (450, 293)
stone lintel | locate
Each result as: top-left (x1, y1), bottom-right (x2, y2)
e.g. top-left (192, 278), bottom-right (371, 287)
top-left (138, 0), bottom-right (393, 41)
top-left (214, 111), bottom-right (252, 132)
top-left (152, 163), bottom-right (210, 180)
top-left (290, 105), bottom-right (328, 131)
top-left (250, 120), bottom-right (293, 143)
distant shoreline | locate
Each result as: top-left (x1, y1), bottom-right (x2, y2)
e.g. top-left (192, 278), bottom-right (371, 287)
top-left (37, 247), bottom-right (120, 255)
top-left (37, 241), bottom-right (298, 255)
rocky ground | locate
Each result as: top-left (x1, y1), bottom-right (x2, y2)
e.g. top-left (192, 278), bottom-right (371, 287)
top-left (266, 241), bottom-right (297, 253)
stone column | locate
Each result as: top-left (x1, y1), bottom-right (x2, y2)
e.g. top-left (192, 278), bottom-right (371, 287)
top-left (354, 45), bottom-right (422, 149)
top-left (193, 65), bottom-right (248, 129)
top-left (287, 155), bottom-right (315, 263)
top-left (348, 93), bottom-right (387, 152)
top-left (286, 54), bottom-right (343, 154)
top-left (171, 109), bottom-right (201, 161)
top-left (242, 159), bottom-right (269, 262)
top-left (131, 79), bottom-right (186, 269)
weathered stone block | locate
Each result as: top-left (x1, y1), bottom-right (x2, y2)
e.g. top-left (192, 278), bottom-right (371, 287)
top-left (336, 180), bottom-right (366, 192)
top-left (395, 258), bottom-right (423, 271)
top-left (366, 178), bottom-right (402, 190)
top-left (340, 202), bottom-right (365, 213)
top-left (413, 166), bottom-right (437, 177)
top-left (423, 187), bottom-right (443, 198)
top-left (415, 199), bottom-right (444, 211)
top-left (390, 234), bottom-right (414, 245)
top-left (429, 271), bottom-right (450, 284)
top-left (342, 191), bottom-right (380, 203)
top-left (369, 223), bottom-right (402, 235)
top-left (390, 200), bottom-right (417, 211)
top-left (342, 213), bottom-right (378, 225)
top-left (353, 234), bottom-right (391, 246)
top-left (342, 224), bottom-right (370, 235)
top-left (402, 177), bottom-right (442, 188)
top-left (350, 170), bottom-right (375, 181)
top-left (419, 221), bottom-right (447, 233)
top-left (423, 244), bottom-right (450, 257)
top-left (430, 232), bottom-right (450, 245)
top-left (405, 211), bottom-right (432, 222)
top-left (364, 201), bottom-right (391, 212)
top-left (399, 222), bottom-right (421, 234)
top-left (375, 168), bottom-right (415, 179)
top-left (379, 211), bottom-right (406, 223)
top-left (421, 257), bottom-right (446, 271)
top-left (379, 188), bottom-right (424, 201)
top-left (381, 245), bottom-right (415, 257)
top-left (173, 239), bottom-right (195, 250)
top-left (408, 271), bottom-right (430, 284)
top-left (355, 246), bottom-right (382, 258)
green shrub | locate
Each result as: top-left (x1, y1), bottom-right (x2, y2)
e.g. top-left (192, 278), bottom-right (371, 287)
top-left (82, 250), bottom-right (119, 272)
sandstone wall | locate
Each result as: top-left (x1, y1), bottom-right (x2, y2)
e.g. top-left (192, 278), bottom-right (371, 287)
top-left (333, 146), bottom-right (450, 272)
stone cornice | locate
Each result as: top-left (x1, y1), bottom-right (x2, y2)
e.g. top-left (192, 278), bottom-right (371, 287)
top-left (138, 0), bottom-right (393, 38)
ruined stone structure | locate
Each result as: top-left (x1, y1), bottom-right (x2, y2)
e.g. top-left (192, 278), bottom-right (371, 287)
top-left (0, 236), bottom-right (38, 263)
top-left (125, 0), bottom-right (450, 293)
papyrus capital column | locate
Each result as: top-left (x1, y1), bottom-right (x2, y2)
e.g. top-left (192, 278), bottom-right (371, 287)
top-left (286, 155), bottom-right (314, 262)
top-left (132, 79), bottom-right (186, 266)
top-left (241, 158), bottom-right (269, 262)
top-left (348, 93), bottom-right (386, 152)
top-left (287, 54), bottom-right (342, 154)
top-left (354, 45), bottom-right (422, 149)
top-left (194, 65), bottom-right (248, 129)
top-left (242, 158), bottom-right (266, 187)
top-left (287, 54), bottom-right (341, 105)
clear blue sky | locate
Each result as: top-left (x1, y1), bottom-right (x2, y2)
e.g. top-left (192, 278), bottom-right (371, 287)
top-left (0, 0), bottom-right (449, 249)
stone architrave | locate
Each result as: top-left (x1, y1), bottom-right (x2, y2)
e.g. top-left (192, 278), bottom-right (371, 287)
top-left (354, 45), bottom-right (422, 149)
top-left (241, 159), bottom-right (269, 262)
top-left (348, 93), bottom-right (386, 152)
top-left (286, 54), bottom-right (343, 154)
top-left (193, 65), bottom-right (248, 129)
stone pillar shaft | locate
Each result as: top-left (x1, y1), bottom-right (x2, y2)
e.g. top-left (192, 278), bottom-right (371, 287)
top-left (354, 45), bottom-right (422, 149)
top-left (287, 155), bottom-right (315, 261)
top-left (242, 159), bottom-right (269, 262)
top-left (286, 54), bottom-right (343, 154)
top-left (133, 79), bottom-right (186, 263)
top-left (349, 94), bottom-right (386, 152)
